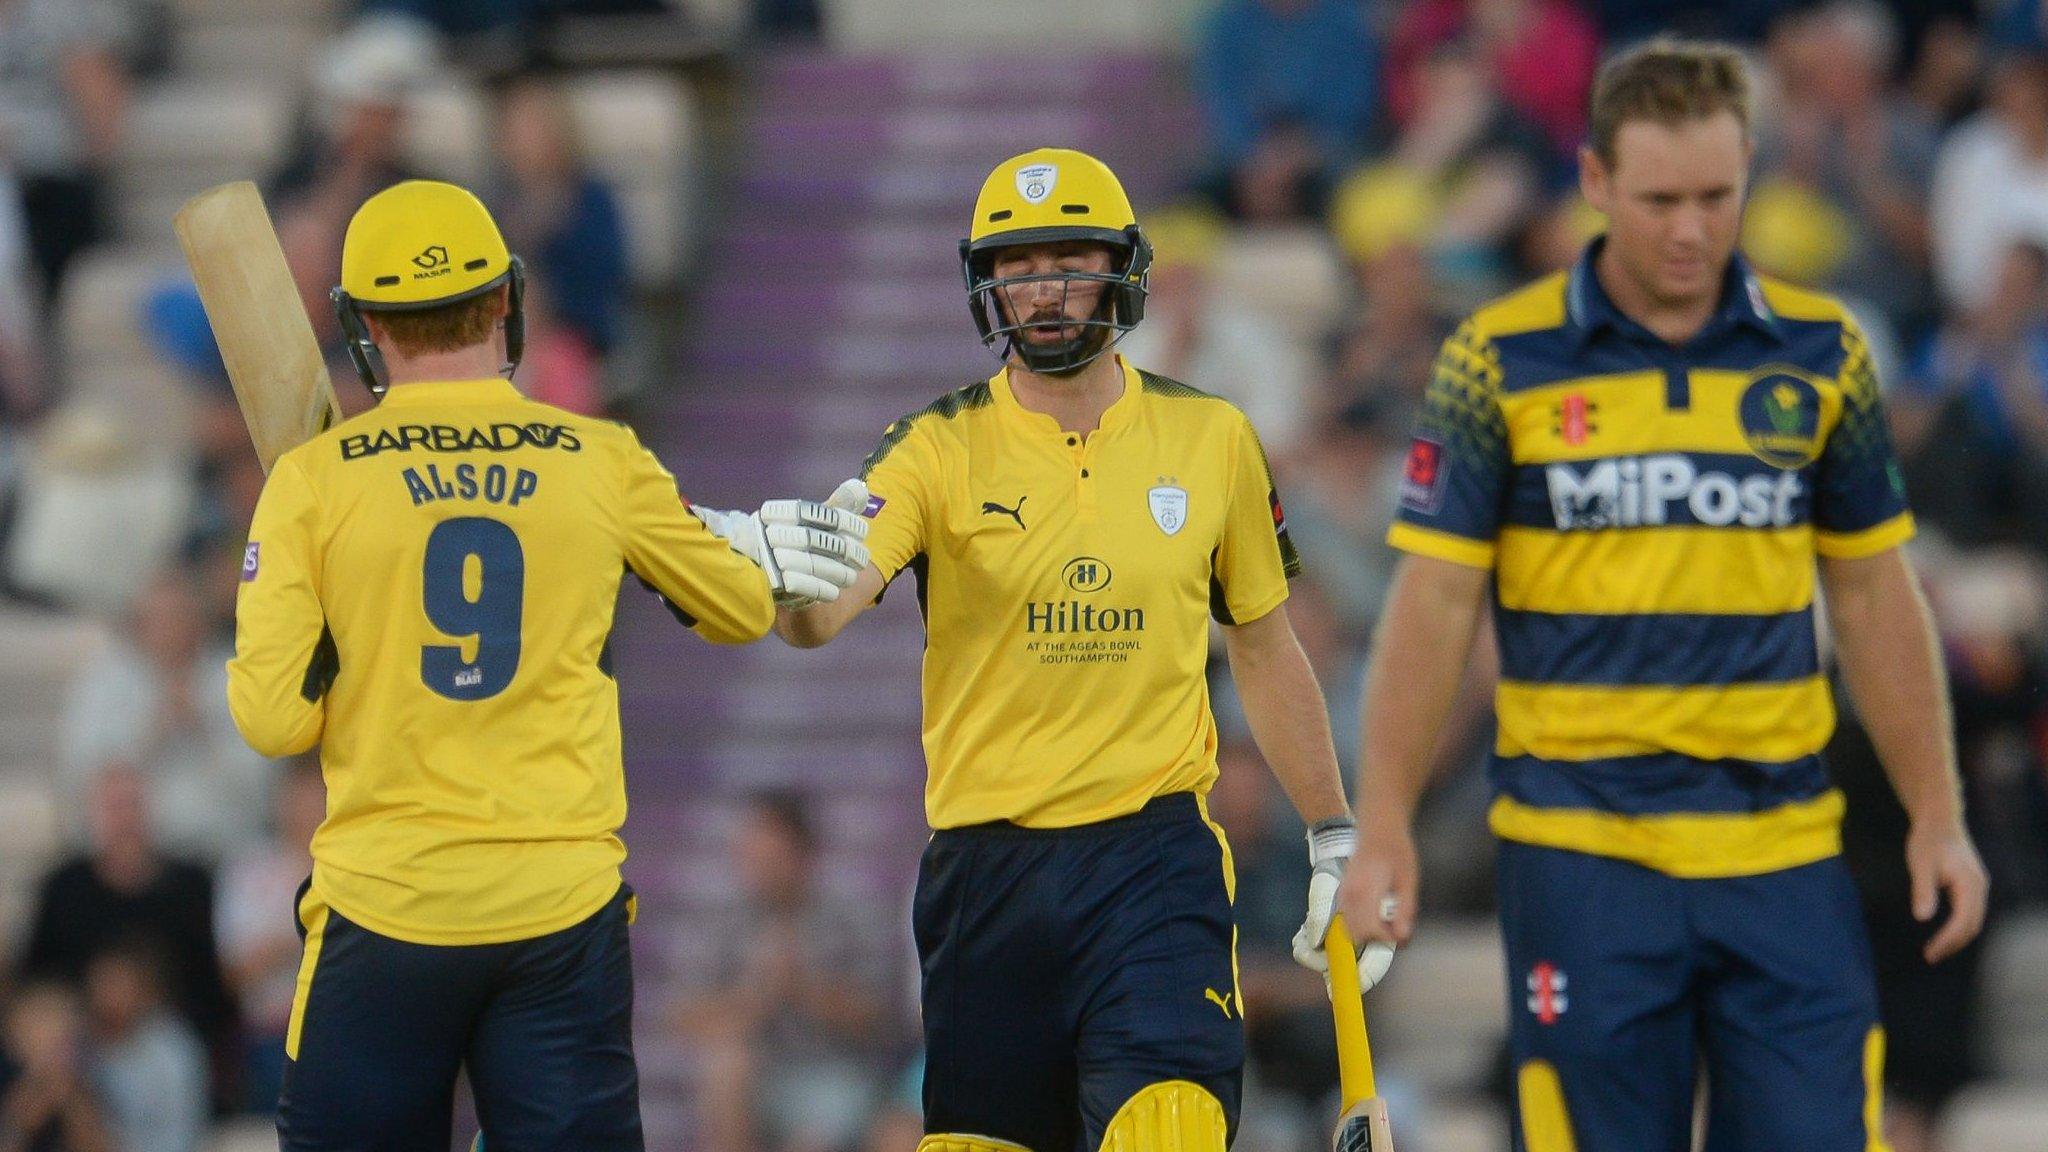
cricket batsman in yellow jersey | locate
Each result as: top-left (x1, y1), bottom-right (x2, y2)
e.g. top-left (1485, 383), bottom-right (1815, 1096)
top-left (225, 181), bottom-right (867, 1151)
top-left (1335, 42), bottom-right (1990, 1152)
top-left (762, 149), bottom-right (1374, 1152)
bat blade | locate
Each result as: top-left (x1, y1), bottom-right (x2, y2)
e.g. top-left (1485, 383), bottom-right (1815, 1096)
top-left (173, 180), bottom-right (341, 473)
top-left (1326, 914), bottom-right (1396, 1151)
top-left (1334, 1099), bottom-right (1395, 1152)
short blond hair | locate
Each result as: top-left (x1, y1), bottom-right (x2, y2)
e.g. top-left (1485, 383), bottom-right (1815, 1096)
top-left (1589, 38), bottom-right (1753, 166)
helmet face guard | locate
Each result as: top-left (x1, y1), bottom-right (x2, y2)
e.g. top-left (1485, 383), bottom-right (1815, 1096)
top-left (961, 225), bottom-right (1152, 376)
top-left (332, 256), bottom-right (526, 397)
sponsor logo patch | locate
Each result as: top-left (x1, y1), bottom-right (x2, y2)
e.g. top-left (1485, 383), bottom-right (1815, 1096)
top-left (1556, 393), bottom-right (1596, 446)
top-left (1527, 961), bottom-right (1568, 1025)
top-left (241, 543), bottom-right (260, 582)
top-left (1545, 454), bottom-right (1803, 530)
top-left (1062, 556), bottom-right (1111, 593)
top-left (1398, 436), bottom-right (1446, 514)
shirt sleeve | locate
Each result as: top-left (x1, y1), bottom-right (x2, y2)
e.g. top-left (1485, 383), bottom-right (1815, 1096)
top-left (616, 429), bottom-right (776, 645)
top-left (1385, 320), bottom-right (1511, 569)
top-left (226, 454), bottom-right (331, 759)
top-left (1211, 412), bottom-right (1298, 625)
top-left (1814, 318), bottom-right (1916, 558)
top-left (857, 416), bottom-right (936, 589)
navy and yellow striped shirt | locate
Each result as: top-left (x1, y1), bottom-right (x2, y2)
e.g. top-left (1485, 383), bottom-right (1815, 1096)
top-left (1388, 243), bottom-right (1914, 878)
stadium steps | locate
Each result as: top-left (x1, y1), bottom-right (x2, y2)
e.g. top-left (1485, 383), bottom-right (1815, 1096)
top-left (0, 607), bottom-right (111, 941)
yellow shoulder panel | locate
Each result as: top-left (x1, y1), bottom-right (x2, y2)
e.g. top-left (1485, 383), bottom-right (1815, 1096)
top-left (1756, 277), bottom-right (1850, 324)
top-left (1471, 272), bottom-right (1570, 339)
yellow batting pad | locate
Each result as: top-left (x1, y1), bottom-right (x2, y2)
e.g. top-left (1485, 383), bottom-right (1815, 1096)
top-left (1099, 1081), bottom-right (1227, 1152)
top-left (918, 1135), bottom-right (1033, 1152)
top-left (1516, 1060), bottom-right (1579, 1152)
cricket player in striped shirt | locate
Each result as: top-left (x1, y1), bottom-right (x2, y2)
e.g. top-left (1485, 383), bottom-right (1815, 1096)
top-left (1339, 40), bottom-right (1989, 1152)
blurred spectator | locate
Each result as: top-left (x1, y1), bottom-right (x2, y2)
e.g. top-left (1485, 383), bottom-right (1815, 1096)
top-left (672, 792), bottom-right (894, 1152)
top-left (1326, 175), bottom-right (1458, 411)
top-left (752, 0), bottom-right (824, 40)
top-left (1930, 49), bottom-right (2048, 314)
top-left (855, 1059), bottom-right (920, 1152)
top-left (81, 944), bottom-right (205, 1152)
top-left (0, 169), bottom-right (42, 427)
top-left (1204, 741), bottom-right (1333, 1151)
top-left (359, 0), bottom-right (541, 38)
top-left (214, 758), bottom-right (321, 1116)
top-left (1193, 0), bottom-right (1379, 221)
top-left (1116, 206), bottom-right (1313, 455)
top-left (1903, 13), bottom-right (1985, 128)
top-left (18, 765), bottom-right (238, 1094)
top-left (139, 17), bottom-right (435, 451)
top-left (0, 983), bottom-right (113, 1152)
top-left (489, 74), bottom-right (629, 414)
top-left (358, 0), bottom-right (675, 42)
top-left (1894, 241), bottom-right (2048, 550)
top-left (1587, 0), bottom-right (1803, 44)
top-left (1277, 399), bottom-right (1409, 647)
top-left (1386, 0), bottom-right (1602, 159)
top-left (0, 168), bottom-right (44, 588)
top-left (1991, 0), bottom-right (2048, 51)
top-left (1759, 1), bottom-right (1941, 334)
top-left (1342, 40), bottom-right (1555, 294)
top-left (0, 0), bottom-right (129, 309)
top-left (59, 566), bottom-right (273, 859)
top-left (267, 17), bottom-right (437, 346)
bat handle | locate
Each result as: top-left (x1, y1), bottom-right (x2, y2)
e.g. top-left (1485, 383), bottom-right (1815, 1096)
top-left (1325, 913), bottom-right (1378, 1108)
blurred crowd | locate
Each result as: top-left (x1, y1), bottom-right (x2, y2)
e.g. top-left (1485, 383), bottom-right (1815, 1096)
top-left (1, 1), bottom-right (2046, 1151)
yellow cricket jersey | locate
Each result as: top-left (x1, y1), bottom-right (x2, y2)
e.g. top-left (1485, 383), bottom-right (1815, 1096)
top-left (859, 356), bottom-right (1299, 830)
top-left (227, 377), bottom-right (775, 945)
top-left (1389, 243), bottom-right (1915, 878)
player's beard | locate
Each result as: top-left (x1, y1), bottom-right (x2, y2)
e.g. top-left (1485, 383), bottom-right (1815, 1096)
top-left (1012, 303), bottom-right (1111, 376)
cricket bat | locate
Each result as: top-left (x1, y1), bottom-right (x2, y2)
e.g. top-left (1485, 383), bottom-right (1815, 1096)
top-left (173, 181), bottom-right (341, 473)
top-left (1326, 914), bottom-right (1396, 1152)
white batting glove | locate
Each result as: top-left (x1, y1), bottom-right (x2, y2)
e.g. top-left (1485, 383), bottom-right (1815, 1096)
top-left (1291, 816), bottom-right (1397, 993)
top-left (693, 494), bottom-right (870, 607)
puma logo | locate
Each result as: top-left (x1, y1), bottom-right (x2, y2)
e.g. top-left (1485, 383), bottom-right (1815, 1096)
top-left (981, 496), bottom-right (1027, 530)
top-left (1204, 988), bottom-right (1236, 1019)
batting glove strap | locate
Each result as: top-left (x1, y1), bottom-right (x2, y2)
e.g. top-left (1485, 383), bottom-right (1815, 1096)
top-left (1306, 815), bottom-right (1358, 870)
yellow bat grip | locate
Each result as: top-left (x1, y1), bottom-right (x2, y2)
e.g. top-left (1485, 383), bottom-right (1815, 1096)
top-left (1325, 913), bottom-right (1378, 1108)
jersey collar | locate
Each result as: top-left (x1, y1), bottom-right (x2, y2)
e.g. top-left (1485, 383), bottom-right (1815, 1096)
top-left (1565, 237), bottom-right (1781, 351)
top-left (991, 355), bottom-right (1142, 438)
top-left (377, 378), bottom-right (523, 408)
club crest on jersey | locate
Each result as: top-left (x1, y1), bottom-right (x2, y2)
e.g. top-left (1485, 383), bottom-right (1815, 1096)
top-left (1527, 961), bottom-right (1568, 1025)
top-left (1148, 484), bottom-right (1188, 535)
top-left (1016, 163), bottom-right (1058, 205)
top-left (241, 543), bottom-right (260, 582)
top-left (1739, 368), bottom-right (1824, 468)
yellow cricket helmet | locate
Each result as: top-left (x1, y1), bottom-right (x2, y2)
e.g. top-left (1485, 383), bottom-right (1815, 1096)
top-left (961, 147), bottom-right (1152, 375)
top-left (331, 180), bottom-right (526, 395)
